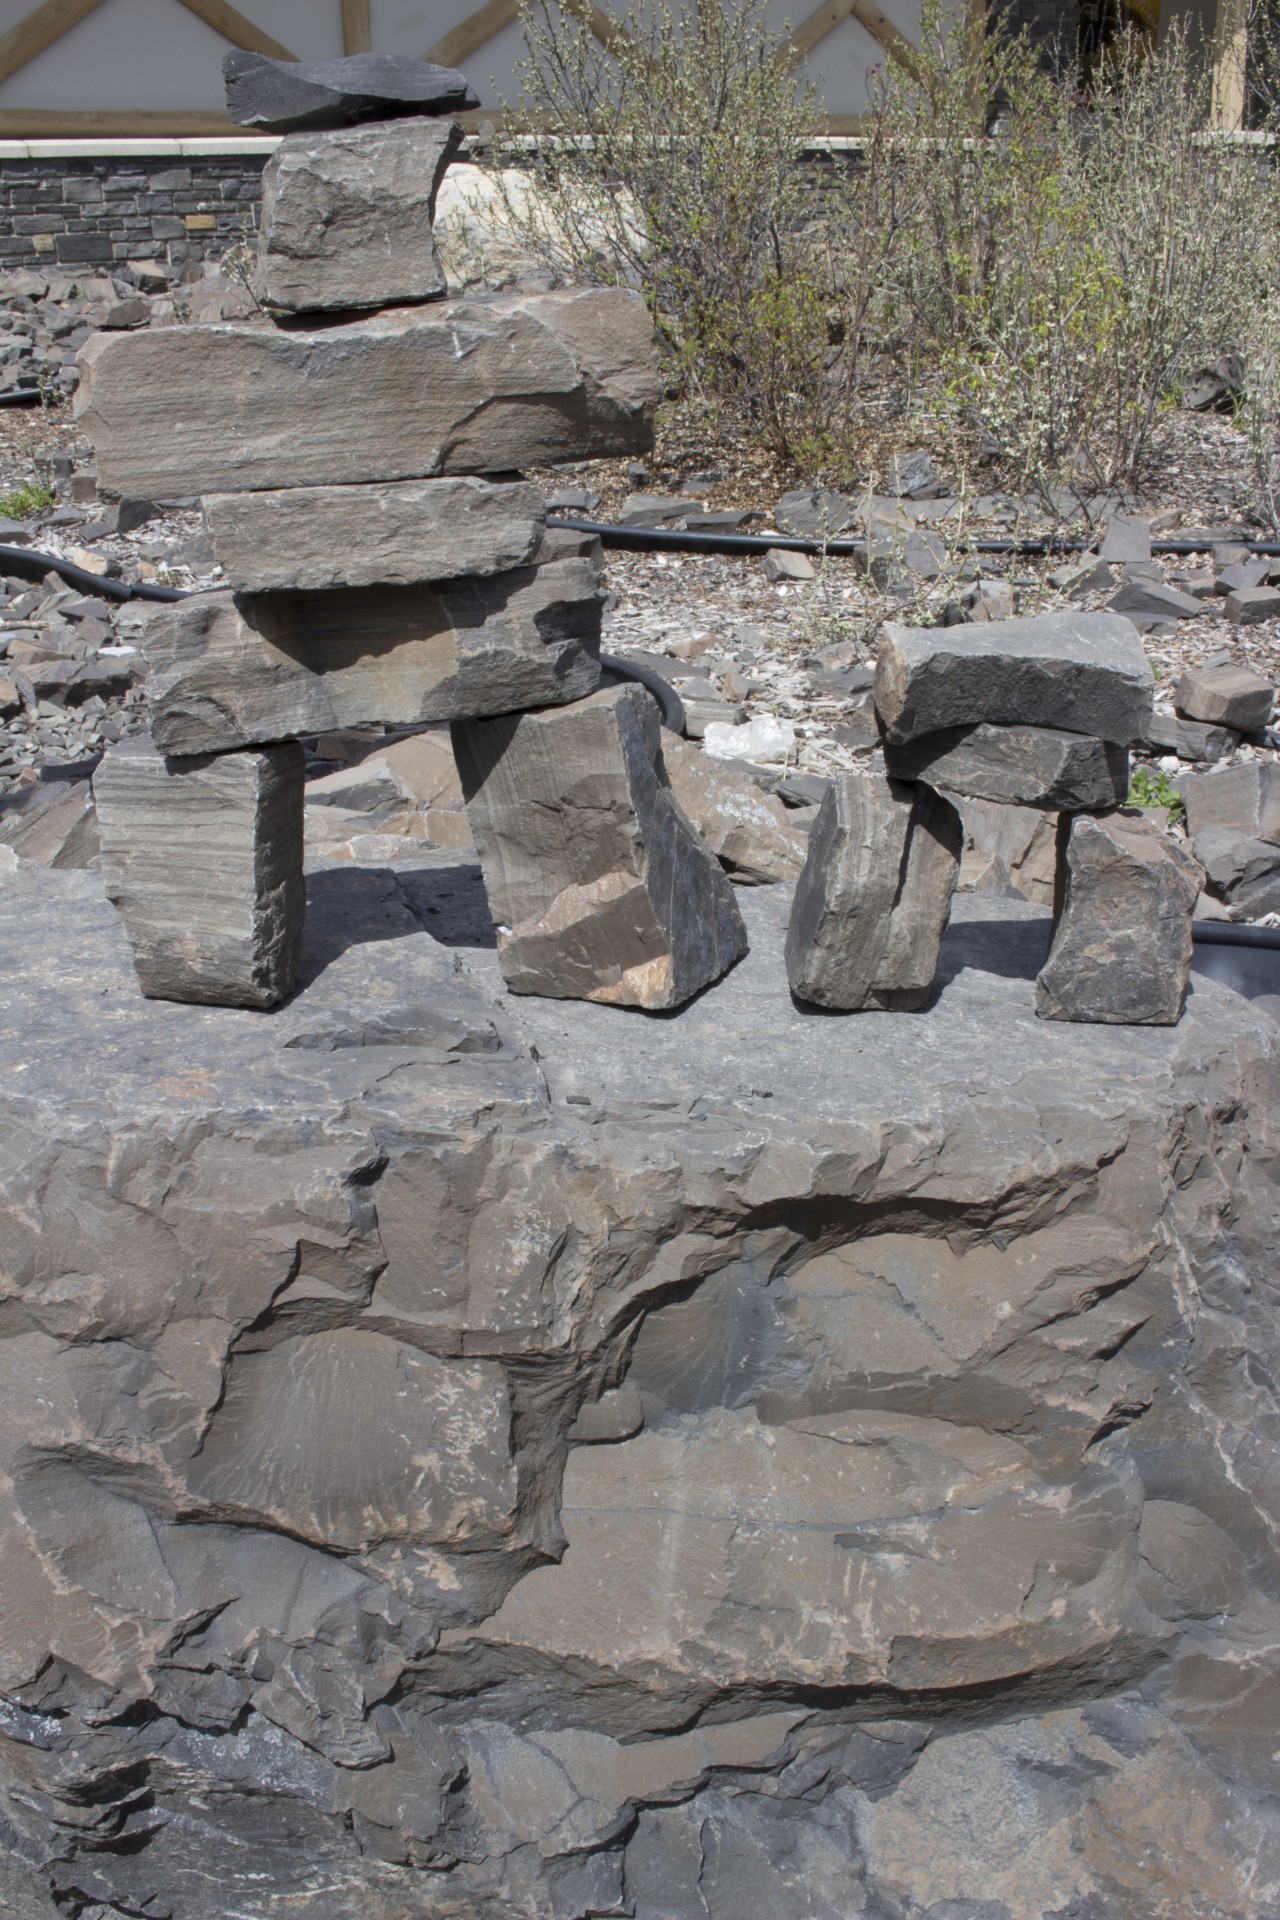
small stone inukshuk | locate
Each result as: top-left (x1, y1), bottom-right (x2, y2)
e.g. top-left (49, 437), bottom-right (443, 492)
top-left (80, 51), bottom-right (746, 1012)
top-left (785, 611), bottom-right (1204, 1026)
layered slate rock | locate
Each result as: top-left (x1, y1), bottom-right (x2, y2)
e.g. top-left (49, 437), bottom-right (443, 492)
top-left (453, 682), bottom-right (748, 1007)
top-left (874, 611), bottom-right (1154, 745)
top-left (785, 769), bottom-right (961, 1009)
top-left (2, 866), bottom-right (1277, 1920)
top-left (885, 721), bottom-right (1129, 810)
top-left (1181, 762), bottom-right (1280, 841)
top-left (203, 475), bottom-right (545, 593)
top-left (94, 736), bottom-right (304, 1007)
top-left (659, 731), bottom-right (806, 884)
top-left (140, 530), bottom-right (605, 755)
top-left (255, 118), bottom-right (460, 313)
top-left (75, 288), bottom-right (662, 498)
top-left (224, 48), bottom-right (479, 132)
top-left (1036, 810), bottom-right (1204, 1025)
top-left (1175, 661), bottom-right (1275, 733)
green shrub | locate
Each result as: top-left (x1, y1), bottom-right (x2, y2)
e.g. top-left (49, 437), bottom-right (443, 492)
top-left (0, 480), bottom-right (55, 519)
top-left (1128, 765), bottom-right (1186, 822)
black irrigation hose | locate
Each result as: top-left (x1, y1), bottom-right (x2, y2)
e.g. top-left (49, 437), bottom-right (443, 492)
top-left (0, 542), bottom-right (187, 602)
top-left (548, 516), bottom-right (1280, 561)
top-left (598, 650), bottom-right (686, 733)
top-left (1191, 920), bottom-right (1280, 950)
top-left (0, 388), bottom-right (43, 408)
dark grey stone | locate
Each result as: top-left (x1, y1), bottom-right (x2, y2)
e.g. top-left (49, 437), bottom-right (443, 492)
top-left (886, 722), bottom-right (1128, 810)
top-left (1098, 514), bottom-right (1151, 564)
top-left (1143, 711), bottom-right (1235, 762)
top-left (774, 486), bottom-right (853, 537)
top-left (223, 49), bottom-right (479, 133)
top-left (94, 735), bottom-right (305, 1008)
top-left (1175, 662), bottom-right (1275, 732)
top-left (1106, 578), bottom-right (1204, 624)
top-left (1036, 809), bottom-right (1203, 1025)
top-left (785, 769), bottom-right (961, 1009)
top-left (874, 612), bottom-right (1154, 746)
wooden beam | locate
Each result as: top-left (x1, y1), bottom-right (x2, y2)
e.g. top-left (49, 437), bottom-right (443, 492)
top-left (1212, 0), bottom-right (1248, 128)
top-left (172, 0), bottom-right (296, 60)
top-left (0, 0), bottom-right (109, 87)
top-left (782, 0), bottom-right (919, 78)
top-left (341, 0), bottom-right (371, 54)
top-left (424, 0), bottom-right (520, 69)
top-left (0, 108), bottom-right (273, 133)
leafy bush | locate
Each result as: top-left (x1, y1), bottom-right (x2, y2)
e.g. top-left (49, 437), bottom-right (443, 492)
top-left (504, 0), bottom-right (1280, 498)
top-left (1128, 765), bottom-right (1186, 821)
top-left (0, 480), bottom-right (55, 518)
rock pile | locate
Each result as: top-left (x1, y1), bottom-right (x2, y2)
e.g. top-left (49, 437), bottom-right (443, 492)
top-left (786, 610), bottom-right (1207, 1024)
top-left (70, 57), bottom-right (748, 1014)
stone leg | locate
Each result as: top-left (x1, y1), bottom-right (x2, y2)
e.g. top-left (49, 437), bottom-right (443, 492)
top-left (95, 735), bottom-right (305, 1009)
top-left (452, 683), bottom-right (748, 1009)
top-left (785, 770), bottom-right (961, 1010)
top-left (1035, 809), bottom-right (1204, 1026)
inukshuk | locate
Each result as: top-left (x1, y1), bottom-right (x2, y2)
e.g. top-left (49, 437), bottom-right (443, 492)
top-left (787, 610), bottom-right (1204, 1024)
top-left (78, 52), bottom-right (746, 1012)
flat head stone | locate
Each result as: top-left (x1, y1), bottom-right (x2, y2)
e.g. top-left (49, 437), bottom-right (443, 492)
top-left (141, 529), bottom-right (604, 755)
top-left (1174, 662), bottom-right (1275, 733)
top-left (1107, 578), bottom-right (1203, 623)
top-left (1035, 810), bottom-right (1203, 1026)
top-left (874, 612), bottom-right (1153, 746)
top-left (452, 682), bottom-right (747, 1009)
top-left (885, 722), bottom-right (1129, 812)
top-left (94, 736), bottom-right (305, 1008)
top-left (254, 118), bottom-right (461, 314)
top-left (75, 289), bottom-right (661, 498)
top-left (203, 476), bottom-right (545, 593)
top-left (223, 49), bottom-right (479, 133)
top-left (785, 769), bottom-right (961, 1010)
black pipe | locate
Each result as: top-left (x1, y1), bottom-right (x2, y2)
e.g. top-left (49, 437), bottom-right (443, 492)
top-left (0, 387), bottom-right (44, 408)
top-left (598, 650), bottom-right (686, 733)
top-left (0, 543), bottom-right (186, 602)
top-left (1191, 920), bottom-right (1280, 950)
top-left (548, 516), bottom-right (1280, 561)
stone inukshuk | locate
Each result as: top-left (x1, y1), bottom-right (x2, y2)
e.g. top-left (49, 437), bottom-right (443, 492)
top-left (788, 608), bottom-right (1203, 1024)
top-left (76, 52), bottom-right (744, 1012)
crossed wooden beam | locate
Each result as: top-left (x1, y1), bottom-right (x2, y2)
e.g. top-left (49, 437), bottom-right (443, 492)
top-left (0, 0), bottom-right (919, 135)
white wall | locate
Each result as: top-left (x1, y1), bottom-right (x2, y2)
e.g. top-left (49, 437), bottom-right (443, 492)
top-left (0, 0), bottom-right (929, 121)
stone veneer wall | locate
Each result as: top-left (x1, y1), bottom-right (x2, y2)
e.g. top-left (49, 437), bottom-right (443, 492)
top-left (0, 153), bottom-right (270, 273)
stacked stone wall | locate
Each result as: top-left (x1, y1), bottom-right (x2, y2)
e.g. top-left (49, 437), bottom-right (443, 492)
top-left (0, 153), bottom-right (269, 272)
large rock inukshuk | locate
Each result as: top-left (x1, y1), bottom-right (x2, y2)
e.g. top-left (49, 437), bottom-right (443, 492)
top-left (787, 610), bottom-right (1202, 1023)
top-left (74, 58), bottom-right (748, 1012)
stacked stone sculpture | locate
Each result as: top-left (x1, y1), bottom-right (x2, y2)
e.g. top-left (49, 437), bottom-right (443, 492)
top-left (788, 610), bottom-right (1205, 1025)
top-left (78, 55), bottom-right (749, 1013)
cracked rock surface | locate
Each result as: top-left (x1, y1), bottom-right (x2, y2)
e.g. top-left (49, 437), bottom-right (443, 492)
top-left (0, 858), bottom-right (1277, 1920)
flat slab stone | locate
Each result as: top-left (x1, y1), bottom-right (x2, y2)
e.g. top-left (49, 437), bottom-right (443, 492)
top-left (139, 529), bottom-right (604, 755)
top-left (1175, 662), bottom-right (1275, 732)
top-left (1036, 810), bottom-right (1204, 1025)
top-left (785, 770), bottom-right (960, 1009)
top-left (874, 612), bottom-right (1154, 746)
top-left (453, 683), bottom-right (748, 1008)
top-left (224, 49), bottom-right (479, 132)
top-left (75, 288), bottom-right (661, 499)
top-left (0, 858), bottom-right (1276, 1918)
top-left (203, 476), bottom-right (544, 593)
top-left (254, 117), bottom-right (460, 313)
top-left (1180, 763), bottom-right (1280, 843)
top-left (885, 721), bottom-right (1129, 810)
top-left (95, 736), bottom-right (305, 1007)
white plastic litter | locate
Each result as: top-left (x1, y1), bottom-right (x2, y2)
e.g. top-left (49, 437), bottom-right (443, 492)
top-left (702, 716), bottom-right (797, 765)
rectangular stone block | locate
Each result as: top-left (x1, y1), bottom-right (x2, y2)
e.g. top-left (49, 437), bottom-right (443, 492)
top-left (255, 118), bottom-right (459, 313)
top-left (140, 530), bottom-right (605, 755)
top-left (785, 770), bottom-right (961, 1010)
top-left (452, 683), bottom-right (748, 1009)
top-left (94, 736), bottom-right (305, 1009)
top-left (1035, 811), bottom-right (1203, 1026)
top-left (1174, 662), bottom-right (1275, 733)
top-left (884, 722), bottom-right (1129, 811)
top-left (1179, 763), bottom-right (1280, 843)
top-left (203, 475), bottom-right (544, 592)
top-left (75, 287), bottom-right (661, 498)
top-left (874, 613), bottom-right (1153, 746)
